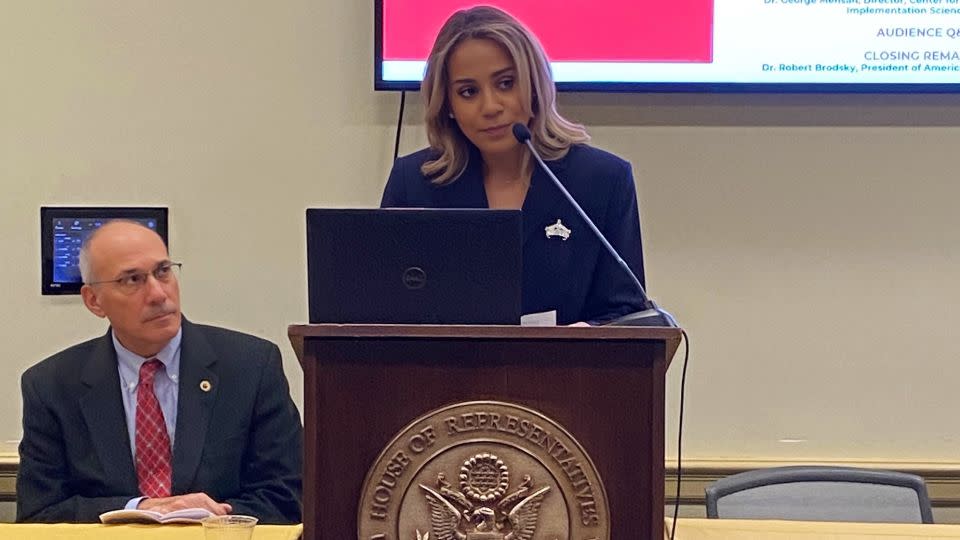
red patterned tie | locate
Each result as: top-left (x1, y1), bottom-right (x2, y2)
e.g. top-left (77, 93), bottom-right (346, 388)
top-left (135, 359), bottom-right (172, 498)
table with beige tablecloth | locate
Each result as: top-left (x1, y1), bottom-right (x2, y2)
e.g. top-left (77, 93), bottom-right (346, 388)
top-left (666, 517), bottom-right (960, 539)
top-left (0, 523), bottom-right (302, 540)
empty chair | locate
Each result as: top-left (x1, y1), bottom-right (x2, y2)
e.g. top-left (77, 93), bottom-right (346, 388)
top-left (705, 465), bottom-right (934, 524)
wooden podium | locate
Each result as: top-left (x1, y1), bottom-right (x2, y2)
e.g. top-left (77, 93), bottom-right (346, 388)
top-left (289, 324), bottom-right (681, 539)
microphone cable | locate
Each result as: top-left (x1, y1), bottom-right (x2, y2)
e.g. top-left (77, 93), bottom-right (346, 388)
top-left (392, 90), bottom-right (406, 162)
top-left (512, 121), bottom-right (689, 534)
top-left (669, 329), bottom-right (690, 540)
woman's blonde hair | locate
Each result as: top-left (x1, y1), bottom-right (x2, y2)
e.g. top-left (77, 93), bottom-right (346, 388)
top-left (421, 6), bottom-right (589, 184)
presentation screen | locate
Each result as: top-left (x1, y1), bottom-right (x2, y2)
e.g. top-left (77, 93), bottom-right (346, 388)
top-left (375, 0), bottom-right (960, 93)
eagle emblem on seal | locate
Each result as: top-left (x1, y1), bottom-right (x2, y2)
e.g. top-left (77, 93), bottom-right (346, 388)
top-left (417, 453), bottom-right (550, 540)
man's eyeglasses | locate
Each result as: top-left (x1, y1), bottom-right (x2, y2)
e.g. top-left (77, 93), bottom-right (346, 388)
top-left (86, 262), bottom-right (182, 294)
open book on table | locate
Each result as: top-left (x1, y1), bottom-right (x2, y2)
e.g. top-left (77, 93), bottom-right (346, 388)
top-left (99, 507), bottom-right (214, 524)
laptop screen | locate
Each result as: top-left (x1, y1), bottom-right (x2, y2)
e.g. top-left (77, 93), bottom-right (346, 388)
top-left (306, 208), bottom-right (522, 324)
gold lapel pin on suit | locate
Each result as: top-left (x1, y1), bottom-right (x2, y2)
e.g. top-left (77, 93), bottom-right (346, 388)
top-left (199, 380), bottom-right (212, 392)
top-left (545, 219), bottom-right (571, 241)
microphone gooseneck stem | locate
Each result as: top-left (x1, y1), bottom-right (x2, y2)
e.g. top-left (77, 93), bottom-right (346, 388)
top-left (522, 139), bottom-right (654, 311)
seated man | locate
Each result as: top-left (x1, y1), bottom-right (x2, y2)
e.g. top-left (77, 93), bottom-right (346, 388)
top-left (17, 221), bottom-right (302, 523)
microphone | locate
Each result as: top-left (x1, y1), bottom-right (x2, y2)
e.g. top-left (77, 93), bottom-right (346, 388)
top-left (512, 123), bottom-right (676, 327)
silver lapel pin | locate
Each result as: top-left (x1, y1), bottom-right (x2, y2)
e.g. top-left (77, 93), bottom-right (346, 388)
top-left (545, 219), bottom-right (571, 241)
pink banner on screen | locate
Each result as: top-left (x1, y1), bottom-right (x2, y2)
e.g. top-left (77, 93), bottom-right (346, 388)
top-left (384, 1), bottom-right (714, 63)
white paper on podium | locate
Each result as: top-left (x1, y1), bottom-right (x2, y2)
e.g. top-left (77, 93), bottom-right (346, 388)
top-left (520, 310), bottom-right (557, 327)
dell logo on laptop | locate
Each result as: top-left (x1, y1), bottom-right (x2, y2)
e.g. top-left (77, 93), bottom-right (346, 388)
top-left (402, 267), bottom-right (427, 290)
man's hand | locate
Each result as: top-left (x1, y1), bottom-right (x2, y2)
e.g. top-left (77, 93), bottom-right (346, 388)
top-left (137, 492), bottom-right (232, 515)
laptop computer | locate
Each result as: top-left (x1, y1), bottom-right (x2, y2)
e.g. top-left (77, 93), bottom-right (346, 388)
top-left (306, 208), bottom-right (522, 324)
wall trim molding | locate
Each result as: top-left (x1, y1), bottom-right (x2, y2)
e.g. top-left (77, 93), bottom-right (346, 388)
top-left (666, 459), bottom-right (960, 507)
top-left (0, 459), bottom-right (15, 503)
top-left (3, 456), bottom-right (960, 507)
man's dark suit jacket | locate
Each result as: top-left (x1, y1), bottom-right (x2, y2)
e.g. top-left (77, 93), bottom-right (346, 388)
top-left (381, 143), bottom-right (648, 325)
top-left (16, 318), bottom-right (303, 524)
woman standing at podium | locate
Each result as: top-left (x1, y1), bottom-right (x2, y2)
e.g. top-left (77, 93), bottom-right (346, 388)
top-left (380, 5), bottom-right (648, 325)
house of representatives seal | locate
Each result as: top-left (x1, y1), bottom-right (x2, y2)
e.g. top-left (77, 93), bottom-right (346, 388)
top-left (358, 401), bottom-right (609, 540)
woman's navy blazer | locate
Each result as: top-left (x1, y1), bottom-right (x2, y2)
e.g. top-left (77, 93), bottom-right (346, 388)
top-left (381, 144), bottom-right (647, 325)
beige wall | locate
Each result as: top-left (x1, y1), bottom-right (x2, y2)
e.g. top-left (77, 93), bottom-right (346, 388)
top-left (2, 1), bottom-right (960, 465)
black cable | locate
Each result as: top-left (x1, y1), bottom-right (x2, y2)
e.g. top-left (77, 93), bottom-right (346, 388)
top-left (669, 329), bottom-right (690, 540)
top-left (393, 90), bottom-right (406, 162)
